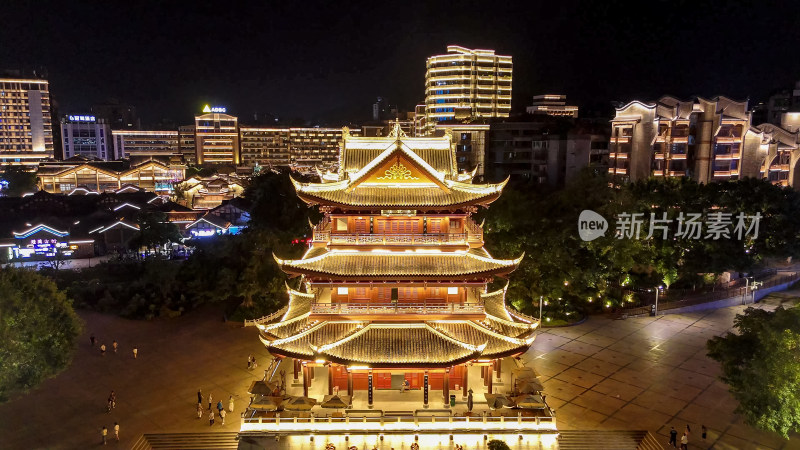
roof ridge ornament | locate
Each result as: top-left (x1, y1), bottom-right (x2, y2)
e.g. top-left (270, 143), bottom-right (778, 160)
top-left (388, 120), bottom-right (406, 139)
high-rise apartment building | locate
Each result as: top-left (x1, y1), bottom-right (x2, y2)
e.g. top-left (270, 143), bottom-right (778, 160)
top-left (609, 96), bottom-right (761, 183)
top-left (0, 77), bottom-right (54, 164)
top-left (424, 45), bottom-right (512, 129)
top-left (112, 130), bottom-right (179, 159)
top-left (194, 107), bottom-right (240, 165)
top-left (61, 115), bottom-right (113, 160)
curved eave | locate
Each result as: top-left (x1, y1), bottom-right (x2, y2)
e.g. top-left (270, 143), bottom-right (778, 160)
top-left (274, 257), bottom-right (522, 280)
top-left (294, 189), bottom-right (504, 210)
top-left (317, 351), bottom-right (482, 369)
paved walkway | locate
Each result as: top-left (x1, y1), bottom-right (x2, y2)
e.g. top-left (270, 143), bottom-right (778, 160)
top-left (0, 305), bottom-right (269, 450)
top-left (3, 295), bottom-right (800, 449)
top-left (524, 292), bottom-right (800, 450)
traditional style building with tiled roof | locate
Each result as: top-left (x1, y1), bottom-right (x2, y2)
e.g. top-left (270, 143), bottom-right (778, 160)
top-left (254, 123), bottom-right (543, 412)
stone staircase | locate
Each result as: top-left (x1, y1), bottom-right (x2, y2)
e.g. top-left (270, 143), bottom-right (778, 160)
top-left (130, 432), bottom-right (239, 450)
top-left (557, 430), bottom-right (663, 450)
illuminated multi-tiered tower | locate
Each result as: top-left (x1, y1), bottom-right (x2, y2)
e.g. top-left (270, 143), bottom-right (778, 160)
top-left (260, 123), bottom-right (538, 409)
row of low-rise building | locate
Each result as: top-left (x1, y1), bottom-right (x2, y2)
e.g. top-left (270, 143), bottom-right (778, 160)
top-left (608, 95), bottom-right (800, 186)
top-left (0, 188), bottom-right (250, 262)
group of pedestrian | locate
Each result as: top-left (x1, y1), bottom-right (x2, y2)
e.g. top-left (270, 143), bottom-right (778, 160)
top-left (669, 424), bottom-right (707, 449)
top-left (90, 333), bottom-right (137, 359)
top-left (247, 354), bottom-right (258, 369)
top-left (197, 388), bottom-right (234, 426)
top-left (99, 423), bottom-right (119, 445)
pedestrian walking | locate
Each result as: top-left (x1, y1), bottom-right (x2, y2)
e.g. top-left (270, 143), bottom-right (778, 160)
top-left (112, 340), bottom-right (118, 353)
top-left (217, 400), bottom-right (224, 416)
top-left (668, 426), bottom-right (678, 448)
top-left (100, 343), bottom-right (106, 356)
top-left (702, 424), bottom-right (707, 440)
top-left (197, 403), bottom-right (203, 419)
top-left (252, 357), bottom-right (257, 368)
top-left (90, 333), bottom-right (96, 347)
top-left (220, 408), bottom-right (226, 425)
top-left (209, 410), bottom-right (215, 426)
top-left (247, 354), bottom-right (253, 369)
top-left (680, 432), bottom-right (688, 450)
top-left (208, 393), bottom-right (213, 410)
top-left (114, 422), bottom-right (119, 441)
top-left (107, 391), bottom-right (116, 412)
top-left (101, 425), bottom-right (108, 445)
top-left (132, 346), bottom-right (138, 359)
top-left (228, 396), bottom-right (234, 413)
top-left (197, 389), bottom-right (203, 405)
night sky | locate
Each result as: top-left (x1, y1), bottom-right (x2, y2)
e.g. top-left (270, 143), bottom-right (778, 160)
top-left (2, 1), bottom-right (799, 126)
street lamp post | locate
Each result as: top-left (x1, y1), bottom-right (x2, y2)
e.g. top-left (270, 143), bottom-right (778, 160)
top-left (744, 277), bottom-right (750, 305)
top-left (654, 285), bottom-right (663, 316)
top-left (539, 295), bottom-right (543, 323)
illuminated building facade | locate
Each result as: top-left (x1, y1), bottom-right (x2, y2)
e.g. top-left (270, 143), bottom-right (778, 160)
top-left (288, 127), bottom-right (344, 166)
top-left (0, 224), bottom-right (94, 261)
top-left (194, 107), bottom-right (240, 165)
top-left (37, 159), bottom-right (185, 194)
top-left (610, 96), bottom-right (762, 183)
top-left (424, 46), bottom-right (512, 130)
top-left (112, 130), bottom-right (179, 159)
top-left (61, 115), bottom-right (113, 160)
top-left (757, 123), bottom-right (800, 187)
top-left (175, 174), bottom-right (246, 210)
top-left (253, 124), bottom-right (547, 423)
top-left (239, 127), bottom-right (290, 167)
top-left (526, 95), bottom-right (579, 118)
top-left (0, 78), bottom-right (54, 164)
top-left (178, 125), bottom-right (197, 165)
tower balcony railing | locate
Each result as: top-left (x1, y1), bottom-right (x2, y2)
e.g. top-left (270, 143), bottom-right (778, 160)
top-left (314, 231), bottom-right (472, 245)
top-left (310, 301), bottom-right (484, 316)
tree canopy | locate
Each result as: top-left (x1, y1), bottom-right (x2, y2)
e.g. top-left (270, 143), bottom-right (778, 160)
top-left (1, 166), bottom-right (37, 196)
top-left (707, 306), bottom-right (800, 438)
top-left (0, 267), bottom-right (82, 402)
top-left (483, 172), bottom-right (800, 319)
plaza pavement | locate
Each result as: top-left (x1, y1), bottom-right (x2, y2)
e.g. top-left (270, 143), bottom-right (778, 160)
top-left (2, 296), bottom-right (800, 449)
top-left (524, 292), bottom-right (800, 450)
top-left (0, 305), bottom-right (270, 450)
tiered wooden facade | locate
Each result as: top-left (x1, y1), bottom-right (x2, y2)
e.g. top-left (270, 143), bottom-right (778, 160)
top-left (261, 123), bottom-right (537, 407)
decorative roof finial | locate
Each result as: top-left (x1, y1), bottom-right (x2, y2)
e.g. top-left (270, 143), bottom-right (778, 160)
top-left (388, 120), bottom-right (407, 139)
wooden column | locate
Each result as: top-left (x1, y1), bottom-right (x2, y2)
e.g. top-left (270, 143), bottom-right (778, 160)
top-left (327, 365), bottom-right (334, 395)
top-left (347, 370), bottom-right (353, 396)
top-left (293, 359), bottom-right (300, 381)
top-left (487, 365), bottom-right (493, 394)
top-left (495, 359), bottom-right (502, 381)
top-left (443, 368), bottom-right (450, 407)
top-left (423, 370), bottom-right (429, 408)
top-left (462, 365), bottom-right (469, 398)
top-left (367, 371), bottom-right (374, 408)
top-left (302, 365), bottom-right (309, 397)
